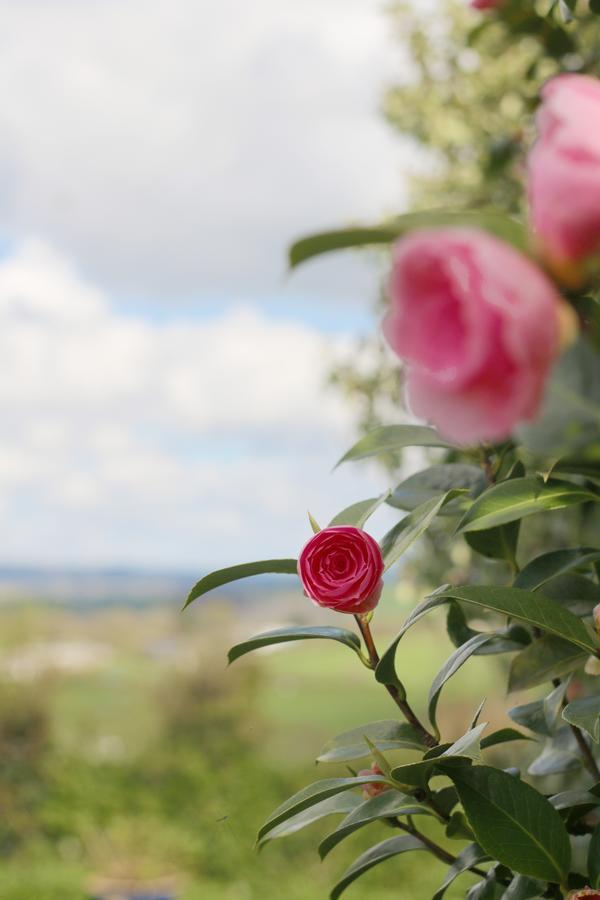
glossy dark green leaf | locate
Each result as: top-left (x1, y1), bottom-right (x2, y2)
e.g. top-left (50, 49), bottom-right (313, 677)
top-left (319, 790), bottom-right (434, 859)
top-left (289, 209), bottom-right (527, 269)
top-left (328, 491), bottom-right (391, 528)
top-left (562, 694), bottom-right (600, 743)
top-left (445, 811), bottom-right (475, 841)
top-left (390, 724), bottom-right (486, 788)
top-left (514, 548), bottom-right (600, 592)
top-left (316, 720), bottom-right (425, 764)
top-left (480, 729), bottom-right (532, 750)
top-left (446, 602), bottom-right (529, 656)
top-left (432, 844), bottom-right (489, 900)
top-left (588, 822), bottom-right (600, 888)
top-left (457, 476), bottom-right (598, 534)
top-left (539, 574), bottom-right (600, 617)
top-left (185, 559), bottom-right (298, 608)
top-left (428, 633), bottom-right (494, 736)
top-left (336, 425), bottom-right (450, 467)
top-left (228, 626), bottom-right (362, 665)
top-left (508, 636), bottom-right (587, 692)
top-left (465, 461), bottom-right (525, 564)
top-left (329, 834), bottom-right (427, 900)
top-left (257, 775), bottom-right (392, 843)
top-left (378, 584), bottom-right (598, 688)
top-left (388, 464), bottom-right (485, 513)
top-left (257, 792), bottom-right (361, 848)
top-left (549, 790), bottom-right (600, 826)
top-left (380, 491), bottom-right (465, 571)
top-left (449, 765), bottom-right (571, 882)
top-left (509, 700), bottom-right (553, 737)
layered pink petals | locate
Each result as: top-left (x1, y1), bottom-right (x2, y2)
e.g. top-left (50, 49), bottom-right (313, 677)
top-left (384, 228), bottom-right (563, 445)
top-left (298, 526), bottom-right (384, 615)
top-left (529, 74), bottom-right (600, 271)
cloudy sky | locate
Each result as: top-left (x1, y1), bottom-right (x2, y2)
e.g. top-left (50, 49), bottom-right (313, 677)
top-left (0, 0), bottom-right (423, 570)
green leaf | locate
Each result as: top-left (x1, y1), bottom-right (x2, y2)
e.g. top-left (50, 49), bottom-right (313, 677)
top-left (428, 633), bottom-right (494, 737)
top-left (480, 729), bottom-right (532, 750)
top-left (184, 559), bottom-right (298, 608)
top-left (388, 464), bottom-right (485, 513)
top-left (328, 491), bottom-right (391, 528)
top-left (228, 626), bottom-right (362, 665)
top-left (562, 694), bottom-right (600, 743)
top-left (446, 602), bottom-right (529, 656)
top-left (549, 790), bottom-right (600, 827)
top-left (257, 775), bottom-right (392, 843)
top-left (329, 834), bottom-right (427, 900)
top-left (445, 811), bottom-right (475, 841)
top-left (509, 700), bottom-right (553, 737)
top-left (390, 724), bottom-right (486, 788)
top-left (588, 822), bottom-right (600, 888)
top-left (257, 793), bottom-right (361, 848)
top-left (457, 476), bottom-right (598, 533)
top-left (527, 728), bottom-right (581, 777)
top-left (591, 0), bottom-right (600, 14)
top-left (288, 209), bottom-right (528, 269)
top-left (336, 425), bottom-right (450, 467)
top-left (501, 875), bottom-right (546, 899)
top-left (378, 584), bottom-right (598, 688)
top-left (381, 491), bottom-right (465, 571)
top-left (508, 636), bottom-right (587, 692)
top-left (432, 844), bottom-right (489, 900)
top-left (539, 574), bottom-right (600, 617)
top-left (465, 461), bottom-right (524, 564)
top-left (449, 766), bottom-right (571, 883)
top-left (316, 720), bottom-right (425, 764)
top-left (544, 681), bottom-right (570, 733)
top-left (429, 586), bottom-right (598, 653)
top-left (514, 547), bottom-right (600, 592)
top-left (319, 790), bottom-right (435, 859)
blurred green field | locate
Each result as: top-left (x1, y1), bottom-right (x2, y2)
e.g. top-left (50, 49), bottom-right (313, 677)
top-left (0, 591), bottom-right (535, 900)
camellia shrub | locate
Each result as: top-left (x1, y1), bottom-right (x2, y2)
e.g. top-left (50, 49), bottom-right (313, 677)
top-left (187, 5), bottom-right (600, 899)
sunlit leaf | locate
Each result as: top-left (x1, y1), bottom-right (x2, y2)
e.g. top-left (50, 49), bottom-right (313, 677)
top-left (185, 559), bottom-right (297, 608)
top-left (228, 626), bottom-right (362, 664)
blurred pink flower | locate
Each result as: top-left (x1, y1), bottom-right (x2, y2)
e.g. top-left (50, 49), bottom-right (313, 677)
top-left (529, 74), bottom-right (600, 283)
top-left (357, 764), bottom-right (390, 799)
top-left (384, 228), bottom-right (569, 445)
top-left (566, 891), bottom-right (600, 899)
top-left (470, 0), bottom-right (501, 9)
top-left (298, 526), bottom-right (383, 616)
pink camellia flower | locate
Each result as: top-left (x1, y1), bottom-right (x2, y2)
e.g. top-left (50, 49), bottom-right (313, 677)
top-left (384, 227), bottom-right (572, 445)
top-left (298, 526), bottom-right (384, 616)
top-left (567, 891), bottom-right (600, 899)
top-left (529, 74), bottom-right (600, 283)
top-left (358, 763), bottom-right (390, 799)
top-left (470, 0), bottom-right (501, 10)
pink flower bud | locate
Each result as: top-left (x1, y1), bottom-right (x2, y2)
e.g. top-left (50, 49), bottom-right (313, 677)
top-left (529, 75), bottom-right (600, 283)
top-left (594, 603), bottom-right (600, 636)
top-left (383, 228), bottom-right (572, 445)
top-left (358, 764), bottom-right (390, 799)
top-left (298, 526), bottom-right (384, 616)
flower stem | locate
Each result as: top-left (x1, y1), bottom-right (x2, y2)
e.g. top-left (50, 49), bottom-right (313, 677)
top-left (354, 615), bottom-right (437, 749)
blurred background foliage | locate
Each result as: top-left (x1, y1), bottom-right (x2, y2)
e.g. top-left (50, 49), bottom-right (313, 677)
top-left (1, 2), bottom-right (599, 898)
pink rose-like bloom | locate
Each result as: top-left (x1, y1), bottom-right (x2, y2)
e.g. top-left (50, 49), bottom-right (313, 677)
top-left (567, 892), bottom-right (600, 899)
top-left (298, 526), bottom-right (384, 615)
top-left (358, 764), bottom-right (390, 799)
top-left (384, 228), bottom-right (566, 445)
top-left (529, 74), bottom-right (600, 277)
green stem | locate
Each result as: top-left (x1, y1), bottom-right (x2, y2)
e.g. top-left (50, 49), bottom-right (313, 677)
top-left (392, 818), bottom-right (488, 878)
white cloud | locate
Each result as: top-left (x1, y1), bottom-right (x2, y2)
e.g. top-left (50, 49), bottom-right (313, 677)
top-left (0, 0), bottom-right (410, 302)
top-left (0, 240), bottom-right (392, 567)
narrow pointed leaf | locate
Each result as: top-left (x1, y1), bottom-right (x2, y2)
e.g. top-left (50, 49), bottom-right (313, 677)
top-left (228, 626), bottom-right (362, 664)
top-left (330, 834), bottom-right (427, 900)
top-left (328, 490), bottom-right (391, 528)
top-left (432, 844), bottom-right (489, 900)
top-left (562, 694), bottom-right (600, 743)
top-left (336, 425), bottom-right (450, 467)
top-left (428, 633), bottom-right (494, 736)
top-left (388, 464), bottom-right (485, 512)
top-left (457, 476), bottom-right (598, 534)
top-left (381, 491), bottom-right (465, 571)
top-left (319, 790), bottom-right (435, 859)
top-left (390, 725), bottom-right (486, 788)
top-left (449, 765), bottom-right (571, 882)
top-left (501, 875), bottom-right (546, 899)
top-left (514, 547), bottom-right (600, 592)
top-left (316, 720), bottom-right (425, 764)
top-left (185, 559), bottom-right (298, 608)
top-left (258, 792), bottom-right (361, 848)
top-left (257, 775), bottom-right (392, 843)
top-left (480, 729), bottom-right (532, 750)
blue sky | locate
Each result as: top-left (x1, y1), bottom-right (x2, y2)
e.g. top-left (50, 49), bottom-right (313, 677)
top-left (0, 0), bottom-right (428, 569)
